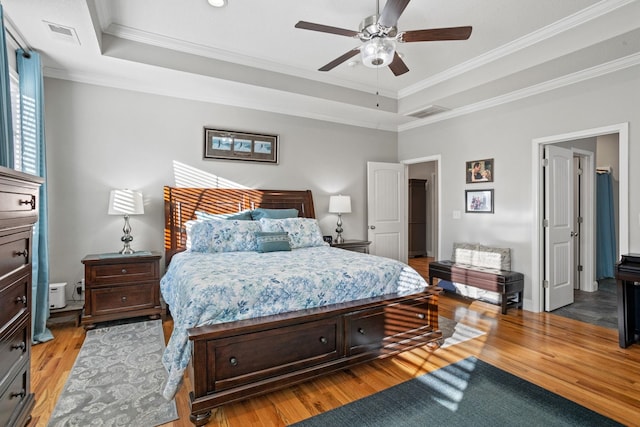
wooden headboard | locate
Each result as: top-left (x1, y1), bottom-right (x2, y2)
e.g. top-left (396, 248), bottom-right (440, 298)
top-left (163, 187), bottom-right (316, 265)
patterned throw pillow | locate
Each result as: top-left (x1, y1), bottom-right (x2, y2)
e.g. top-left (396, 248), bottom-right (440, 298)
top-left (255, 232), bottom-right (291, 253)
top-left (258, 218), bottom-right (328, 249)
top-left (187, 219), bottom-right (261, 252)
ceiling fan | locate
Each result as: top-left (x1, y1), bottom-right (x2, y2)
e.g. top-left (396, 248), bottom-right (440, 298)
top-left (294, 0), bottom-right (472, 76)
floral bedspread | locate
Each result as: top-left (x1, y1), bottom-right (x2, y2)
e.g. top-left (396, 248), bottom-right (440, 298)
top-left (160, 246), bottom-right (428, 399)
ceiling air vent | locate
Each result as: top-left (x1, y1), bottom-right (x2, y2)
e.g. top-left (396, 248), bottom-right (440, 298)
top-left (406, 105), bottom-right (449, 119)
top-left (43, 21), bottom-right (81, 45)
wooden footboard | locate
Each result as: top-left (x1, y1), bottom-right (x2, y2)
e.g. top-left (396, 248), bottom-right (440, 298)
top-left (186, 288), bottom-right (442, 426)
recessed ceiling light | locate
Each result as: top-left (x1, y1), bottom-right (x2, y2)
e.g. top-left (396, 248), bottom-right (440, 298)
top-left (208, 0), bottom-right (226, 7)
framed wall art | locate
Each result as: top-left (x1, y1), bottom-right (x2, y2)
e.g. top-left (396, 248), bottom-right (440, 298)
top-left (465, 189), bottom-right (494, 213)
top-left (204, 128), bottom-right (279, 163)
top-left (466, 158), bottom-right (493, 183)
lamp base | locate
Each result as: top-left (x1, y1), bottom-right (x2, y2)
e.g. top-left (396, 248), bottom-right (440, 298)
top-left (119, 215), bottom-right (135, 255)
top-left (335, 234), bottom-right (345, 244)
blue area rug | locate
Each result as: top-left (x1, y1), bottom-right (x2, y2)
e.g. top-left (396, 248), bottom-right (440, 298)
top-left (290, 357), bottom-right (621, 427)
top-left (47, 320), bottom-right (178, 427)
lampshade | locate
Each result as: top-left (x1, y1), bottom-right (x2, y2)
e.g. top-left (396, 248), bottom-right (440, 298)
top-left (207, 0), bottom-right (226, 7)
top-left (108, 189), bottom-right (144, 216)
top-left (361, 38), bottom-right (395, 68)
top-left (329, 195), bottom-right (351, 214)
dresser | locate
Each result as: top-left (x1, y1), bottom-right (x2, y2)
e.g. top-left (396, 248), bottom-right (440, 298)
top-left (81, 252), bottom-right (162, 329)
top-left (0, 167), bottom-right (42, 427)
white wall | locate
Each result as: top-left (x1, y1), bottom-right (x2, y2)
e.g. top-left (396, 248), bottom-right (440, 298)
top-left (398, 64), bottom-right (640, 311)
top-left (44, 78), bottom-right (397, 288)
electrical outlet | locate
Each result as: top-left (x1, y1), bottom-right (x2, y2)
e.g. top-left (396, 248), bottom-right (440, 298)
top-left (76, 282), bottom-right (83, 295)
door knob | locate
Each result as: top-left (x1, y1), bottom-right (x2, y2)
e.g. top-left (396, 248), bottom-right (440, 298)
top-left (369, 225), bottom-right (376, 230)
top-left (570, 231), bottom-right (579, 237)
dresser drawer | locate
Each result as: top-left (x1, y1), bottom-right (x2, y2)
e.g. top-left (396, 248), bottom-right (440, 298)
top-left (0, 230), bottom-right (30, 281)
top-left (0, 364), bottom-right (30, 427)
top-left (346, 298), bottom-right (436, 356)
top-left (209, 317), bottom-right (341, 392)
top-left (0, 317), bottom-right (29, 392)
top-left (87, 260), bottom-right (158, 285)
top-left (0, 274), bottom-right (30, 335)
top-left (0, 188), bottom-right (37, 216)
top-left (90, 282), bottom-right (158, 315)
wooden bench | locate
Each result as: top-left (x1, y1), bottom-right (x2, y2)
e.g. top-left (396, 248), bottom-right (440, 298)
top-left (429, 260), bottom-right (524, 314)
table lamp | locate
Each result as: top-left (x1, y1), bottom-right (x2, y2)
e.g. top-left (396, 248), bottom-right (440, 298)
top-left (108, 189), bottom-right (144, 254)
top-left (328, 195), bottom-right (351, 244)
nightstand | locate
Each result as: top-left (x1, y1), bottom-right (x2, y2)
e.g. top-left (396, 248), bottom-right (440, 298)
top-left (81, 251), bottom-right (162, 329)
top-left (331, 240), bottom-right (371, 254)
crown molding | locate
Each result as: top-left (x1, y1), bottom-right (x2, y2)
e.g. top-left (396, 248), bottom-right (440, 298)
top-left (102, 23), bottom-right (398, 100)
top-left (42, 67), bottom-right (402, 132)
top-left (398, 51), bottom-right (640, 132)
top-left (398, 0), bottom-right (636, 99)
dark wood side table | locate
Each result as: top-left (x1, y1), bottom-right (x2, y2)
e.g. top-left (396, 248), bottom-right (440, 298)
top-left (81, 251), bottom-right (162, 329)
top-left (331, 240), bottom-right (372, 254)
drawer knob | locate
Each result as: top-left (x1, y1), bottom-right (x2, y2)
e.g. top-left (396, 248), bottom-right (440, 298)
top-left (229, 357), bottom-right (238, 366)
top-left (14, 249), bottom-right (28, 259)
top-left (121, 268), bottom-right (127, 274)
top-left (10, 389), bottom-right (26, 399)
top-left (319, 336), bottom-right (328, 344)
top-left (358, 327), bottom-right (365, 335)
top-left (121, 296), bottom-right (127, 302)
top-left (417, 313), bottom-right (426, 320)
top-left (15, 296), bottom-right (27, 305)
top-left (11, 342), bottom-right (26, 351)
top-left (19, 197), bottom-right (35, 209)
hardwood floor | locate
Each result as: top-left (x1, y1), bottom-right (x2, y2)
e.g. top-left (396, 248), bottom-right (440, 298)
top-left (32, 290), bottom-right (640, 427)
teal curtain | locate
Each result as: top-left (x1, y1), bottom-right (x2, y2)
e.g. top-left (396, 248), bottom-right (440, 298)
top-left (18, 48), bottom-right (53, 343)
top-left (0, 5), bottom-right (14, 167)
top-left (596, 172), bottom-right (616, 279)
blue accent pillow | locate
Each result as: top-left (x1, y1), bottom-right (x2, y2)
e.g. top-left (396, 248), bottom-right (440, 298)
top-left (258, 218), bottom-right (328, 249)
top-left (250, 208), bottom-right (299, 220)
top-left (255, 232), bottom-right (291, 253)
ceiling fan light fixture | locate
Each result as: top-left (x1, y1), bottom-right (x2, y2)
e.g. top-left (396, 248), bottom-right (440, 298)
top-left (361, 37), bottom-right (395, 68)
top-left (207, 0), bottom-right (226, 7)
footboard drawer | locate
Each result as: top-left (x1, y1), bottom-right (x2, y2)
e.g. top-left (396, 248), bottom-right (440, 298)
top-left (208, 317), bottom-right (342, 392)
top-left (346, 297), bottom-right (437, 356)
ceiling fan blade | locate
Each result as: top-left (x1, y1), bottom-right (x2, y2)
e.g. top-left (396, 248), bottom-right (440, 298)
top-left (400, 26), bottom-right (472, 43)
top-left (388, 52), bottom-right (409, 76)
top-left (319, 48), bottom-right (360, 72)
top-left (295, 21), bottom-right (359, 37)
top-left (378, 0), bottom-right (411, 29)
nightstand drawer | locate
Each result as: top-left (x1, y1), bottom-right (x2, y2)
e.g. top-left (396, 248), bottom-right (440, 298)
top-left (90, 282), bottom-right (158, 315)
top-left (88, 261), bottom-right (158, 285)
top-left (0, 274), bottom-right (30, 333)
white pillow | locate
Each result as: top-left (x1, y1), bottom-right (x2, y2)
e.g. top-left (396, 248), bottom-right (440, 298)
top-left (258, 218), bottom-right (328, 249)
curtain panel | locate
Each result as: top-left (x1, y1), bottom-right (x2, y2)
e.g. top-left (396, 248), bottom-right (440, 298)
top-left (18, 48), bottom-right (53, 343)
top-left (0, 5), bottom-right (14, 168)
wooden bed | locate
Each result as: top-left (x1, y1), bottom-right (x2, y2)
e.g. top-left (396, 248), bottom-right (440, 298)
top-left (163, 186), bottom-right (443, 426)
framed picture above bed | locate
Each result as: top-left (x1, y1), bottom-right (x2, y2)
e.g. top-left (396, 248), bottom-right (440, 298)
top-left (203, 127), bottom-right (279, 163)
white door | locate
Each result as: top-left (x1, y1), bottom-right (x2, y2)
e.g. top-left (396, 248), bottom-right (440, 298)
top-left (544, 145), bottom-right (574, 311)
top-left (367, 162), bottom-right (406, 262)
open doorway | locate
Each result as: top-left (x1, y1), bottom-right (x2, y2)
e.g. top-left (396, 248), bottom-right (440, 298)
top-left (531, 123), bottom-right (629, 315)
top-left (405, 158), bottom-right (440, 278)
